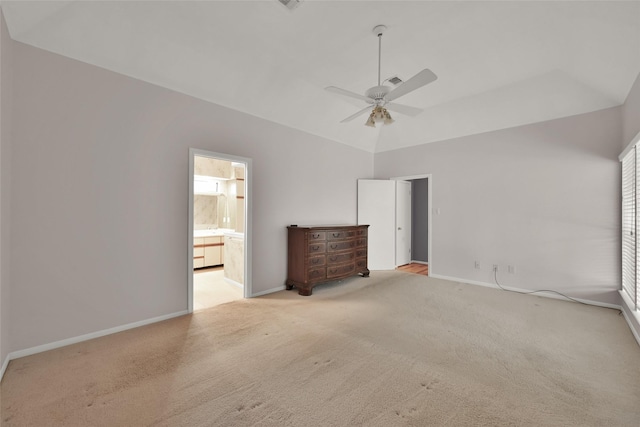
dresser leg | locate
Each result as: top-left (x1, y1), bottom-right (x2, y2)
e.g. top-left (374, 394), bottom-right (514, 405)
top-left (361, 270), bottom-right (370, 277)
top-left (298, 288), bottom-right (312, 296)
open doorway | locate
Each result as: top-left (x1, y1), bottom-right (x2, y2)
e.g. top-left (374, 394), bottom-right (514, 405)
top-left (188, 149), bottom-right (252, 312)
top-left (394, 175), bottom-right (431, 276)
top-left (357, 174), bottom-right (432, 275)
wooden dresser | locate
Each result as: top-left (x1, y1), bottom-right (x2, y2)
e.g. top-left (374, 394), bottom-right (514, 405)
top-left (286, 225), bottom-right (369, 296)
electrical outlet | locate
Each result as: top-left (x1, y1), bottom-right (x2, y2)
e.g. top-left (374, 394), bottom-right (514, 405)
top-left (508, 265), bottom-right (516, 274)
top-left (474, 261), bottom-right (481, 269)
top-left (493, 264), bottom-right (498, 272)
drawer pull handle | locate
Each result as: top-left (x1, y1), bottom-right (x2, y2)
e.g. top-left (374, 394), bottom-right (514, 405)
top-left (329, 269), bottom-right (337, 274)
top-left (312, 258), bottom-right (320, 264)
top-left (312, 245), bottom-right (320, 251)
top-left (329, 256), bottom-right (337, 262)
top-left (333, 233), bottom-right (341, 237)
top-left (312, 233), bottom-right (320, 239)
top-left (331, 244), bottom-right (338, 249)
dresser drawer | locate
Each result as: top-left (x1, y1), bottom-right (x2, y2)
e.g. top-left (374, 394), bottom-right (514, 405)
top-left (327, 240), bottom-right (356, 252)
top-left (308, 231), bottom-right (326, 241)
top-left (356, 228), bottom-right (367, 237)
top-left (327, 230), bottom-right (356, 240)
top-left (308, 255), bottom-right (326, 267)
top-left (308, 243), bottom-right (326, 254)
top-left (327, 263), bottom-right (355, 279)
top-left (194, 246), bottom-right (205, 257)
top-left (327, 252), bottom-right (354, 264)
top-left (307, 267), bottom-right (326, 281)
top-left (356, 258), bottom-right (368, 270)
top-left (355, 248), bottom-right (367, 258)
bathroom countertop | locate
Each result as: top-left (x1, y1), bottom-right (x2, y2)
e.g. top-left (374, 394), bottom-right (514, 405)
top-left (194, 229), bottom-right (244, 239)
top-left (194, 229), bottom-right (232, 238)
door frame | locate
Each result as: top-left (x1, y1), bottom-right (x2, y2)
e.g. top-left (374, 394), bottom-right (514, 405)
top-left (188, 148), bottom-right (253, 313)
top-left (390, 174), bottom-right (432, 276)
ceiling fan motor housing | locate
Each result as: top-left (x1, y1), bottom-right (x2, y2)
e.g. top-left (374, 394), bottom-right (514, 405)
top-left (365, 85), bottom-right (391, 103)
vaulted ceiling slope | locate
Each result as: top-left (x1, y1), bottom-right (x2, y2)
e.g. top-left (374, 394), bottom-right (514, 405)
top-left (2, 0), bottom-right (639, 153)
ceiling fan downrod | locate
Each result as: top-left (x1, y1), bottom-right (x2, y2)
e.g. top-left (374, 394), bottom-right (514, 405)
top-left (373, 25), bottom-right (387, 87)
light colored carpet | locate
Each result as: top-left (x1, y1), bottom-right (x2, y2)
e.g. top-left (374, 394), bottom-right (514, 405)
top-left (2, 272), bottom-right (639, 426)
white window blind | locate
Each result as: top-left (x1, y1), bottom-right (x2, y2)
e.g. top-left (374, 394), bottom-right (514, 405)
top-left (621, 147), bottom-right (638, 309)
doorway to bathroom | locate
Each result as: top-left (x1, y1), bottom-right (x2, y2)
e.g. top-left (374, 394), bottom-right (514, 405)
top-left (188, 149), bottom-right (252, 312)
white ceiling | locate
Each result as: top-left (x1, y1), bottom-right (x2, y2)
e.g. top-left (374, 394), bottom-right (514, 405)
top-left (2, 0), bottom-right (639, 153)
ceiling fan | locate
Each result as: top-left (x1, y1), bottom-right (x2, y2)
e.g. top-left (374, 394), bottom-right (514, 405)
top-left (325, 25), bottom-right (437, 127)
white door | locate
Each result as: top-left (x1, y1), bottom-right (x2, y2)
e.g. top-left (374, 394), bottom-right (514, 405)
top-left (357, 179), bottom-right (396, 270)
top-left (396, 180), bottom-right (412, 266)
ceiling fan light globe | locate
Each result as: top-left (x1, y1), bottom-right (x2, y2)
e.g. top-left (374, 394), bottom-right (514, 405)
top-left (365, 113), bottom-right (376, 127)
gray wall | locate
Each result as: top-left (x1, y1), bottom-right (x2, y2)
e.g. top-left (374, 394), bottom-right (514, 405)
top-left (0, 10), bottom-right (12, 369)
top-left (375, 106), bottom-right (623, 305)
top-left (411, 179), bottom-right (428, 263)
top-left (6, 40), bottom-right (372, 352)
top-left (623, 72), bottom-right (640, 147)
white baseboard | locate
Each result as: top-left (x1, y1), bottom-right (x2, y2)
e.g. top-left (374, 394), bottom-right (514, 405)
top-left (621, 309), bottom-right (640, 348)
top-left (428, 273), bottom-right (622, 310)
top-left (410, 260), bottom-right (428, 266)
top-left (1, 309), bottom-right (189, 382)
top-left (0, 352), bottom-right (9, 383)
top-left (251, 285), bottom-right (286, 297)
top-left (223, 277), bottom-right (243, 289)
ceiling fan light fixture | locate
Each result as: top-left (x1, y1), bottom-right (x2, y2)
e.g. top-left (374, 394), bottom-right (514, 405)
top-left (327, 24), bottom-right (435, 126)
top-left (365, 106), bottom-right (394, 127)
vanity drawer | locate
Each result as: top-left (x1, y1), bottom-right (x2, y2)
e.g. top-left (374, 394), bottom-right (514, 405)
top-left (327, 240), bottom-right (356, 252)
top-left (327, 252), bottom-right (354, 264)
top-left (308, 243), bottom-right (326, 254)
top-left (327, 263), bottom-right (355, 279)
top-left (204, 236), bottom-right (223, 245)
top-left (194, 247), bottom-right (205, 257)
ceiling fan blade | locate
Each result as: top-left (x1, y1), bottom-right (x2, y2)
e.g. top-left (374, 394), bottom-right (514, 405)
top-left (340, 106), bottom-right (373, 123)
top-left (385, 69), bottom-right (437, 102)
top-left (326, 86), bottom-right (373, 103)
top-left (385, 102), bottom-right (423, 117)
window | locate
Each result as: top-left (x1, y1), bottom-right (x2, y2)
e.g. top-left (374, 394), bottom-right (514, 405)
top-left (621, 147), bottom-right (637, 309)
top-left (620, 134), bottom-right (640, 312)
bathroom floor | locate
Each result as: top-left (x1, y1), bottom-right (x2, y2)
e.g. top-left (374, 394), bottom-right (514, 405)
top-left (193, 266), bottom-right (243, 310)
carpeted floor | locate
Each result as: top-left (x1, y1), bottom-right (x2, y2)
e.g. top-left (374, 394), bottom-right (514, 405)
top-left (2, 272), bottom-right (639, 426)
